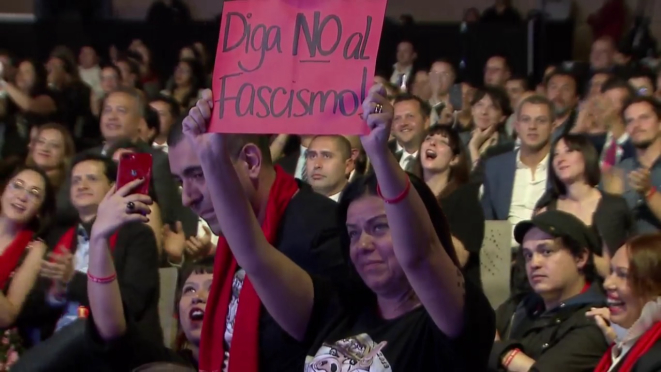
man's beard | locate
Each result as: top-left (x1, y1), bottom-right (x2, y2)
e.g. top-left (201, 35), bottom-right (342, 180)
top-left (633, 138), bottom-right (654, 150)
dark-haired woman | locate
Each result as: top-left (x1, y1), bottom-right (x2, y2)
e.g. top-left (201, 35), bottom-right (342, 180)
top-left (417, 125), bottom-right (484, 288)
top-left (178, 86), bottom-right (495, 371)
top-left (161, 59), bottom-right (205, 111)
top-left (0, 166), bottom-right (55, 367)
top-left (587, 233), bottom-right (661, 372)
top-left (0, 60), bottom-right (58, 148)
top-left (536, 133), bottom-right (634, 276)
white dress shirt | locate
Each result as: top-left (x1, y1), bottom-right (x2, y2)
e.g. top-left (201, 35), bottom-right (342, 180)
top-left (294, 145), bottom-right (308, 180)
top-left (508, 152), bottom-right (549, 247)
top-left (79, 65), bottom-right (103, 96)
top-left (153, 141), bottom-right (169, 153)
top-left (390, 64), bottom-right (413, 90)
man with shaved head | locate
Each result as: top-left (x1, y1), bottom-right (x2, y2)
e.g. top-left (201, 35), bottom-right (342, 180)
top-left (305, 135), bottom-right (353, 201)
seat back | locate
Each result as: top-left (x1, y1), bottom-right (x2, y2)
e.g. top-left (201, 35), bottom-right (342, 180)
top-left (158, 267), bottom-right (179, 348)
top-left (479, 221), bottom-right (512, 308)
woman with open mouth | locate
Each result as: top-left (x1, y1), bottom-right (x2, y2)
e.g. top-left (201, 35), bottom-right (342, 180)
top-left (415, 124), bottom-right (484, 289)
top-left (589, 233), bottom-right (661, 372)
top-left (0, 165), bottom-right (55, 366)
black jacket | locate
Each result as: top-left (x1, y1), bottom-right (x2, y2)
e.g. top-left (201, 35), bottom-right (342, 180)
top-left (490, 283), bottom-right (609, 372)
top-left (18, 221), bottom-right (162, 347)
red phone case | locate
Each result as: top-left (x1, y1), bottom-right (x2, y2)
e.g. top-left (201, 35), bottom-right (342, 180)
top-left (116, 153), bottom-right (153, 195)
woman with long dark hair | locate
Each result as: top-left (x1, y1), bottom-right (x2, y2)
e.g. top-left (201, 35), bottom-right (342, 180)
top-left (416, 125), bottom-right (484, 287)
top-left (536, 133), bottom-right (634, 276)
top-left (0, 59), bottom-right (58, 142)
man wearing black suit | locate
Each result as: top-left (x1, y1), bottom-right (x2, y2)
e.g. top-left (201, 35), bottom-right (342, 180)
top-left (388, 41), bottom-right (418, 92)
top-left (588, 77), bottom-right (636, 169)
top-left (388, 93), bottom-right (430, 173)
top-left (276, 135), bottom-right (314, 180)
top-left (56, 88), bottom-right (184, 230)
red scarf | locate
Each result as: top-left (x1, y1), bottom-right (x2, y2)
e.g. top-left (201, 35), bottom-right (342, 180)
top-left (0, 230), bottom-right (34, 289)
top-left (53, 226), bottom-right (118, 256)
top-left (198, 166), bottom-right (299, 372)
top-left (594, 321), bottom-right (661, 372)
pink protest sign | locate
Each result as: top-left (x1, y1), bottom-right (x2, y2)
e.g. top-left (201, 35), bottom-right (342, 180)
top-left (209, 0), bottom-right (387, 135)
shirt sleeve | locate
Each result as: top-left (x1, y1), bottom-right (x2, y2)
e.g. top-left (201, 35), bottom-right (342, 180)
top-left (529, 323), bottom-right (609, 372)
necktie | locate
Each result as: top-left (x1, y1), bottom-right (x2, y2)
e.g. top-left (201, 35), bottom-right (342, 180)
top-left (402, 154), bottom-right (412, 171)
top-left (603, 138), bottom-right (618, 168)
top-left (397, 74), bottom-right (405, 90)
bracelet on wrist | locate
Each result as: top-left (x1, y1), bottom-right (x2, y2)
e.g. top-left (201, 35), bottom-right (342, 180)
top-left (646, 186), bottom-right (656, 200)
top-left (503, 348), bottom-right (521, 368)
top-left (376, 175), bottom-right (411, 204)
top-left (87, 271), bottom-right (117, 284)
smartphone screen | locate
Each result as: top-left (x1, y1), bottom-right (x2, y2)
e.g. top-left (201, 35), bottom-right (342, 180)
top-left (116, 152), bottom-right (153, 195)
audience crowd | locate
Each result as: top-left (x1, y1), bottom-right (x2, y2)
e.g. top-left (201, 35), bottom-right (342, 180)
top-left (0, 1), bottom-right (661, 370)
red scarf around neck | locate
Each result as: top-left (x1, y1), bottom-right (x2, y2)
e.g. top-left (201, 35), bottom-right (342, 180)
top-left (594, 321), bottom-right (661, 372)
top-left (53, 226), bottom-right (118, 256)
top-left (198, 166), bottom-right (299, 372)
top-left (0, 230), bottom-right (34, 289)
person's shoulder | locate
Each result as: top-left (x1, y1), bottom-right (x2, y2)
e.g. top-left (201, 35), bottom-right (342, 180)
top-left (618, 157), bottom-right (636, 170)
top-left (484, 148), bottom-right (517, 168)
top-left (289, 182), bottom-right (338, 219)
top-left (600, 191), bottom-right (629, 207)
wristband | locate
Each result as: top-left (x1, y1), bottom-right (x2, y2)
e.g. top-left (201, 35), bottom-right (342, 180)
top-left (87, 271), bottom-right (117, 284)
top-left (376, 175), bottom-right (411, 204)
top-left (646, 186), bottom-right (656, 200)
top-left (503, 348), bottom-right (521, 369)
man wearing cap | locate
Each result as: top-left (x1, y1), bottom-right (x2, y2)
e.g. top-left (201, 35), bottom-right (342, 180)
top-left (489, 210), bottom-right (609, 372)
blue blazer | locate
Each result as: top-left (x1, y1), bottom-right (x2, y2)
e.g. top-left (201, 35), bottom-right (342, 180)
top-left (481, 150), bottom-right (551, 220)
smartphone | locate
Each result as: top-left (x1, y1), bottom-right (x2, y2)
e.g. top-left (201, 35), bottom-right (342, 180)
top-left (116, 152), bottom-right (152, 195)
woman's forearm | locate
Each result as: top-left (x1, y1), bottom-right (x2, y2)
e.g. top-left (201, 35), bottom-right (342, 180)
top-left (4, 84), bottom-right (55, 115)
top-left (199, 146), bottom-right (314, 341)
top-left (368, 147), bottom-right (466, 337)
top-left (88, 235), bottom-right (126, 340)
top-left (0, 242), bottom-right (46, 327)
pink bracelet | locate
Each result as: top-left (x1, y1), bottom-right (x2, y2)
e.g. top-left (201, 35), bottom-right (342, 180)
top-left (87, 272), bottom-right (117, 284)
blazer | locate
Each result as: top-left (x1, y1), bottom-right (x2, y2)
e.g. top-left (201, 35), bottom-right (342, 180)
top-left (481, 150), bottom-right (551, 221)
top-left (18, 221), bottom-right (162, 346)
top-left (588, 133), bottom-right (636, 164)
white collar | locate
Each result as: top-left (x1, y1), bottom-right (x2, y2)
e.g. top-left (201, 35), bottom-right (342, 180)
top-left (516, 150), bottom-right (549, 170)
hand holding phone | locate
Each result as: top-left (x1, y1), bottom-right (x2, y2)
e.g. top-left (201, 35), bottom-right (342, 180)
top-left (116, 152), bottom-right (153, 195)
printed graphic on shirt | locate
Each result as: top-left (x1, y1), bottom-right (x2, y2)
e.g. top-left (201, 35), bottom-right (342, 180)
top-left (305, 333), bottom-right (391, 372)
top-left (222, 269), bottom-right (245, 372)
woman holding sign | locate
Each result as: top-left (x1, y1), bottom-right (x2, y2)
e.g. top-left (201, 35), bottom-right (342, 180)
top-left (179, 85), bottom-right (495, 371)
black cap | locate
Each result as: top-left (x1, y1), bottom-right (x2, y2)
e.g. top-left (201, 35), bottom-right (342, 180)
top-left (514, 210), bottom-right (600, 253)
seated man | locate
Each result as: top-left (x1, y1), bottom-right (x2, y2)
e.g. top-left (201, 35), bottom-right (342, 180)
top-left (490, 210), bottom-right (609, 372)
top-left (305, 135), bottom-right (353, 201)
top-left (20, 153), bottom-right (161, 346)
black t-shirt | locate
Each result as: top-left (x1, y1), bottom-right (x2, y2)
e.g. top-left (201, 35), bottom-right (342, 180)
top-left (304, 276), bottom-right (495, 371)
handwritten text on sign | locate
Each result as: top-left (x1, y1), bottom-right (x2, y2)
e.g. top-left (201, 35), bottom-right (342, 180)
top-left (210, 0), bottom-right (387, 135)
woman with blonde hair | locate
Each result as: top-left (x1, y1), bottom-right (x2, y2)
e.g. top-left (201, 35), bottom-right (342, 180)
top-left (588, 233), bottom-right (661, 371)
top-left (26, 123), bottom-right (75, 192)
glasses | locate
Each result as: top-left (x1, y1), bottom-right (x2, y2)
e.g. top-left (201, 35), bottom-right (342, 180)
top-left (8, 180), bottom-right (43, 203)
